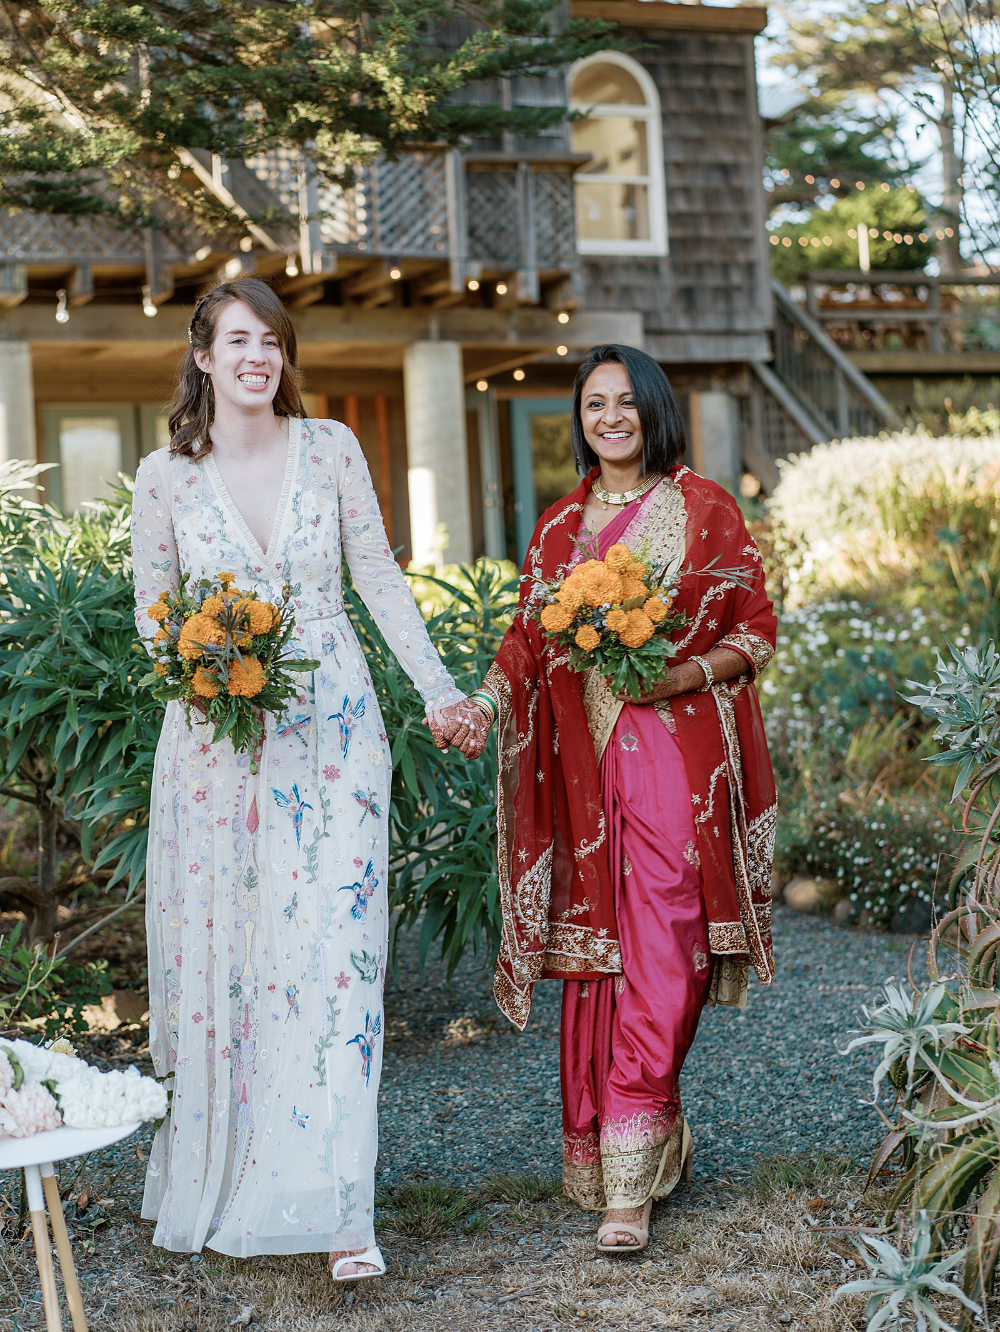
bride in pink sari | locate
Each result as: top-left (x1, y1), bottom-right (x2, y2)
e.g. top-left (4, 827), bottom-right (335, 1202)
top-left (451, 345), bottom-right (777, 1252)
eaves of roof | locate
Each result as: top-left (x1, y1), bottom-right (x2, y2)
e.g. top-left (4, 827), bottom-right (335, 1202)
top-left (569, 0), bottom-right (768, 34)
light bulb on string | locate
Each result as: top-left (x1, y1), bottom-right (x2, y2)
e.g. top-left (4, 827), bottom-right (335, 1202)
top-left (55, 290), bottom-right (69, 324)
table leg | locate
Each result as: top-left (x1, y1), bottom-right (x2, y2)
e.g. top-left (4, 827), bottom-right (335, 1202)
top-left (41, 1164), bottom-right (87, 1332)
top-left (23, 1163), bottom-right (63, 1332)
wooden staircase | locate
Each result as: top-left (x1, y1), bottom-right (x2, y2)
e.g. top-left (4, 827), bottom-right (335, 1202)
top-left (744, 281), bottom-right (902, 490)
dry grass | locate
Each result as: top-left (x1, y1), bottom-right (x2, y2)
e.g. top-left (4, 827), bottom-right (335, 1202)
top-left (5, 1158), bottom-right (995, 1332)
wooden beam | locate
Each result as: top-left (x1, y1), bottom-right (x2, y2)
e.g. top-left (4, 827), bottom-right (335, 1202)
top-left (570, 0), bottom-right (768, 33)
top-left (67, 265), bottom-right (94, 309)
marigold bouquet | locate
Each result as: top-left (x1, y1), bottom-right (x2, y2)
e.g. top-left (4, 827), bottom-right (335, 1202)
top-left (531, 542), bottom-right (688, 702)
top-left (141, 571), bottom-right (319, 757)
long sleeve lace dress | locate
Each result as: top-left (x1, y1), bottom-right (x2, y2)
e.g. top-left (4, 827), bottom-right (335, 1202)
top-left (130, 418), bottom-right (463, 1257)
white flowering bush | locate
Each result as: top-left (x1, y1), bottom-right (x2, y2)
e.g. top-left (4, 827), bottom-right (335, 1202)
top-left (769, 433), bottom-right (1000, 605)
top-left (0, 1037), bottom-right (166, 1139)
top-left (760, 598), bottom-right (957, 922)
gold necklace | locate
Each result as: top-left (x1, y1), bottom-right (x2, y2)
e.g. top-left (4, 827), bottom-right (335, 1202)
top-left (592, 472), bottom-right (661, 511)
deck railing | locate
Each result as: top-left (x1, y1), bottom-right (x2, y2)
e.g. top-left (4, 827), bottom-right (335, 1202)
top-left (768, 281), bottom-right (900, 440)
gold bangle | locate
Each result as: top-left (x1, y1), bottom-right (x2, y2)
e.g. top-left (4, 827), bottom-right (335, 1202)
top-left (689, 655), bottom-right (715, 692)
top-left (470, 690), bottom-right (497, 726)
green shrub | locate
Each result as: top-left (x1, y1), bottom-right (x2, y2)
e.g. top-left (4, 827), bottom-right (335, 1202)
top-left (0, 922), bottom-right (111, 1034)
top-left (768, 433), bottom-right (1000, 622)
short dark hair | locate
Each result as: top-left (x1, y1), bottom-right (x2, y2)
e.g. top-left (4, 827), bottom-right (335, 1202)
top-left (570, 344), bottom-right (688, 476)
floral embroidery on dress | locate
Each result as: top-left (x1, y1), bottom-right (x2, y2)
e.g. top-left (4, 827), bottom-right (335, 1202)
top-left (619, 731), bottom-right (638, 752)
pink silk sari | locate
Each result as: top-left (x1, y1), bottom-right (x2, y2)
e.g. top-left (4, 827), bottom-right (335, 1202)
top-left (561, 494), bottom-right (712, 1211)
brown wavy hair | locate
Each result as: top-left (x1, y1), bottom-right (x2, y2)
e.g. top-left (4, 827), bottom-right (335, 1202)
top-left (168, 277), bottom-right (305, 460)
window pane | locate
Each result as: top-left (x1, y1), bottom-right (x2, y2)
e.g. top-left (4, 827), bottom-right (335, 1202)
top-left (572, 117), bottom-right (648, 176)
top-left (58, 417), bottom-right (122, 513)
top-left (575, 182), bottom-right (651, 242)
top-left (571, 62), bottom-right (646, 106)
top-left (530, 413), bottom-right (577, 513)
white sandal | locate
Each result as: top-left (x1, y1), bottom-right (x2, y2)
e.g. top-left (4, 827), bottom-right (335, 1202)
top-left (330, 1247), bottom-right (386, 1282)
top-left (595, 1197), bottom-right (653, 1253)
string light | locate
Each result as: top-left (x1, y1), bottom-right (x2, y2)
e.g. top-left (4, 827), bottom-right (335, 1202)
top-left (467, 279), bottom-right (480, 291)
top-left (557, 311), bottom-right (570, 324)
top-left (55, 289), bottom-right (69, 324)
top-left (512, 368), bottom-right (525, 381)
top-left (285, 255), bottom-right (299, 276)
top-left (142, 284), bottom-right (158, 318)
top-left (476, 380), bottom-right (488, 392)
top-left (389, 266), bottom-right (402, 280)
top-left (556, 345), bottom-right (568, 356)
top-left (496, 282), bottom-right (508, 295)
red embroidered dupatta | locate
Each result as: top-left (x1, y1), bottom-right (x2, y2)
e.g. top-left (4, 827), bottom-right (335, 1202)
top-left (481, 466), bottom-right (778, 1030)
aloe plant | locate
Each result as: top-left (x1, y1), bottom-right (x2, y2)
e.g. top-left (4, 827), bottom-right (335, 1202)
top-left (850, 642), bottom-right (1000, 1325)
top-left (838, 1213), bottom-right (980, 1332)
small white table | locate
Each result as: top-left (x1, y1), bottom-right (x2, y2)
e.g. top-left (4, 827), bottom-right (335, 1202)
top-left (0, 1123), bottom-right (141, 1332)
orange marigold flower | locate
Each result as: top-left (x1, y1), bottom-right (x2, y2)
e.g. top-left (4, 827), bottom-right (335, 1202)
top-left (620, 576), bottom-right (648, 601)
top-left (581, 566), bottom-right (623, 608)
top-left (247, 600), bottom-right (277, 635)
top-left (227, 656), bottom-right (266, 697)
top-left (627, 558), bottom-right (648, 579)
top-left (644, 595), bottom-right (670, 623)
top-left (554, 584), bottom-right (585, 614)
top-left (218, 572), bottom-right (237, 588)
top-left (192, 666), bottom-right (221, 698)
top-left (154, 662), bottom-right (169, 676)
top-left (177, 613), bottom-right (224, 660)
top-left (605, 608), bottom-right (629, 633)
top-left (604, 544), bottom-right (633, 575)
top-left (619, 609), bottom-right (655, 648)
top-left (146, 602), bottom-right (171, 622)
top-left (540, 602), bottom-right (576, 634)
top-left (575, 624), bottom-right (601, 652)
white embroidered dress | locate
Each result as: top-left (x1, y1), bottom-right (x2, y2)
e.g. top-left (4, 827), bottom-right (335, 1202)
top-left (131, 418), bottom-right (462, 1256)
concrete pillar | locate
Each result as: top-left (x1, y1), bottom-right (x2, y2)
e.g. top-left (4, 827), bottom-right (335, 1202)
top-left (0, 341), bottom-right (37, 463)
top-left (689, 389), bottom-right (740, 494)
top-left (403, 340), bottom-right (472, 569)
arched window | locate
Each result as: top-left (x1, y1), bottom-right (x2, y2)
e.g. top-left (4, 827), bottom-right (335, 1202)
top-left (568, 53), bottom-right (668, 257)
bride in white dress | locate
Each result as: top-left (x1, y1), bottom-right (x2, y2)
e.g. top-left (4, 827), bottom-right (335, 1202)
top-left (130, 277), bottom-right (487, 1279)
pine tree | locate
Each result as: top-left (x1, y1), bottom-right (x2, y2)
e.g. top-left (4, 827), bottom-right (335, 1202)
top-left (0, 0), bottom-right (613, 232)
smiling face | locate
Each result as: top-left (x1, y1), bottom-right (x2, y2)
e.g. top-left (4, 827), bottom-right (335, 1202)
top-left (193, 299), bottom-right (284, 414)
top-left (579, 361), bottom-right (645, 471)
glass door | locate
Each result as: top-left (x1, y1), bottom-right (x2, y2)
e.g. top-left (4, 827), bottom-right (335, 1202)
top-left (509, 396), bottom-right (576, 562)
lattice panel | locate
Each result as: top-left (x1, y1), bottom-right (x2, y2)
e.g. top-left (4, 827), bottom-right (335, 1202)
top-left (467, 170), bottom-right (521, 267)
top-left (365, 153), bottom-right (449, 255)
top-left (0, 211), bottom-right (147, 262)
top-left (531, 171), bottom-right (577, 269)
top-left (246, 148), bottom-right (300, 213)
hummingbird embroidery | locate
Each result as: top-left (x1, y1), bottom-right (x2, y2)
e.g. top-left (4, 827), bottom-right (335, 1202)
top-left (329, 693), bottom-right (365, 759)
top-left (339, 859), bottom-right (378, 920)
top-left (272, 783), bottom-right (312, 849)
top-left (285, 983), bottom-right (300, 1022)
top-left (275, 712), bottom-right (311, 747)
top-left (351, 788), bottom-right (384, 825)
top-left (289, 1105), bottom-right (309, 1128)
top-left (282, 891), bottom-right (298, 926)
top-left (346, 1009), bottom-right (382, 1088)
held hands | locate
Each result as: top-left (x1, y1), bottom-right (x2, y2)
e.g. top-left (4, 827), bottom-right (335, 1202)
top-left (425, 697), bottom-right (492, 759)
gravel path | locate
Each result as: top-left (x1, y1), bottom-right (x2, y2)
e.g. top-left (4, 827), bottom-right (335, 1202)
top-left (378, 903), bottom-right (929, 1185)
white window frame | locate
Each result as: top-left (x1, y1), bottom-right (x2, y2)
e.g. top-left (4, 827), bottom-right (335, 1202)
top-left (568, 51), bottom-right (668, 258)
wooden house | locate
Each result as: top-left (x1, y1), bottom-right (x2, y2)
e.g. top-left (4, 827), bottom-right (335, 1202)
top-left (0, 0), bottom-right (895, 567)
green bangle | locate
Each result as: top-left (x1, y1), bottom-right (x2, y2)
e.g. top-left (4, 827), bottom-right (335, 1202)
top-left (470, 690), bottom-right (497, 725)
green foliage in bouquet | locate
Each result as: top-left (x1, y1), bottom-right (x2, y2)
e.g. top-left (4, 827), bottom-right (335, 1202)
top-left (140, 572), bottom-right (318, 760)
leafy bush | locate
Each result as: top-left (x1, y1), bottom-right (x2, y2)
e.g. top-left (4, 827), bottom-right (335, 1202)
top-left (0, 923), bottom-right (110, 1035)
top-left (0, 458), bottom-right (510, 973)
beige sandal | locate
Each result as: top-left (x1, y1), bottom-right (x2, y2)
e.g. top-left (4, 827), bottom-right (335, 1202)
top-left (595, 1197), bottom-right (652, 1253)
